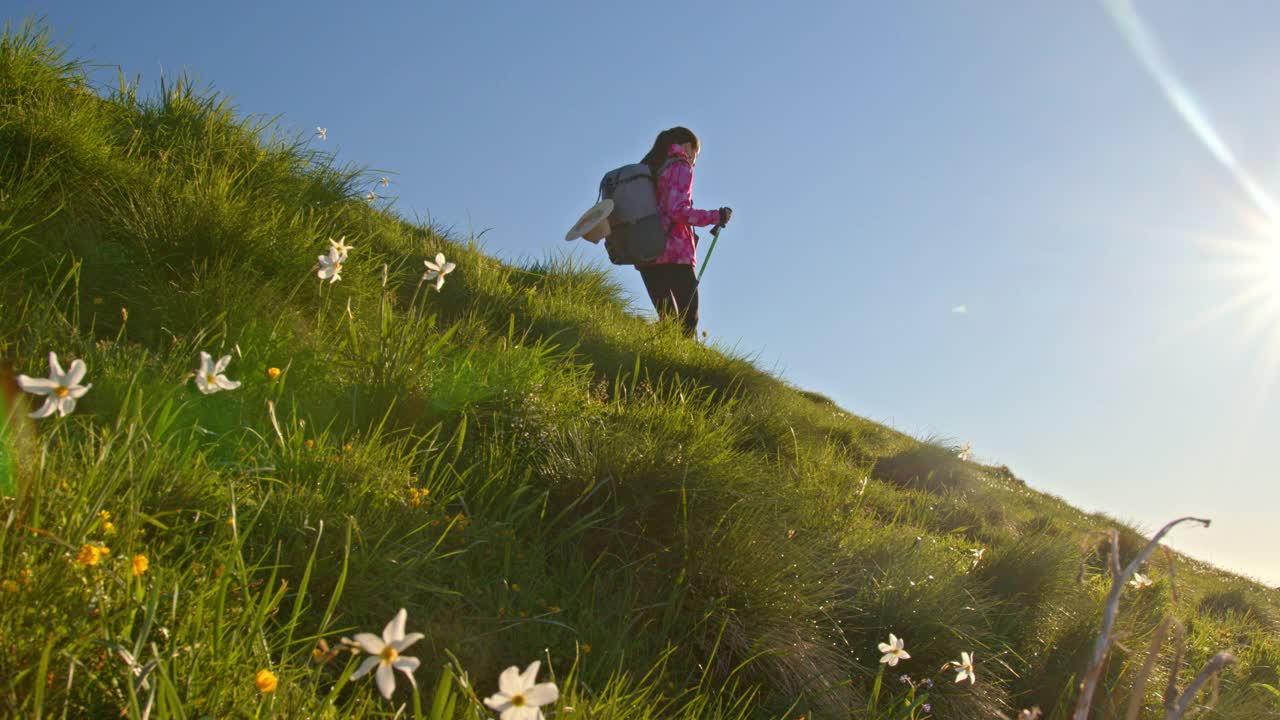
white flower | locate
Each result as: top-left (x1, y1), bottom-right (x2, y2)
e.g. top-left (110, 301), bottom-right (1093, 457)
top-left (349, 608), bottom-right (423, 699)
top-left (422, 253), bottom-right (456, 291)
top-left (316, 126), bottom-right (327, 141)
top-left (1129, 573), bottom-right (1154, 590)
top-left (194, 352), bottom-right (241, 394)
top-left (878, 633), bottom-right (910, 666)
top-left (329, 236), bottom-right (353, 259)
top-left (16, 352), bottom-right (92, 419)
top-left (958, 442), bottom-right (971, 461)
top-left (483, 661), bottom-right (560, 720)
top-left (318, 246), bottom-right (343, 283)
top-left (366, 191), bottom-right (377, 202)
top-left (970, 547), bottom-right (985, 570)
top-left (380, 176), bottom-right (390, 187)
top-left (952, 651), bottom-right (976, 684)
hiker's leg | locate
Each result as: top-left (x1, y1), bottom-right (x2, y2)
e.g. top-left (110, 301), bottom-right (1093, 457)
top-left (638, 266), bottom-right (677, 320)
top-left (672, 265), bottom-right (699, 337)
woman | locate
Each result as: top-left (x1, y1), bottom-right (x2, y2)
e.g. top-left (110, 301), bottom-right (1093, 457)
top-left (637, 127), bottom-right (731, 337)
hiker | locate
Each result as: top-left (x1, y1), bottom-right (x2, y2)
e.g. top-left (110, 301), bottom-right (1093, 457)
top-left (637, 127), bottom-right (731, 336)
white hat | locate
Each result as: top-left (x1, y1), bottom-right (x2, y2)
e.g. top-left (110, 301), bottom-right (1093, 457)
top-left (565, 199), bottom-right (614, 244)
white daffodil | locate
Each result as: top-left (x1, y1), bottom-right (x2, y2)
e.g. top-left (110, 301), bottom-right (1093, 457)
top-left (329, 236), bottom-right (353, 259)
top-left (1129, 573), bottom-right (1154, 590)
top-left (194, 352), bottom-right (241, 395)
top-left (952, 651), bottom-right (976, 684)
top-left (318, 246), bottom-right (343, 283)
top-left (17, 352), bottom-right (91, 419)
top-left (422, 252), bottom-right (456, 291)
top-left (483, 661), bottom-right (560, 720)
top-left (958, 442), bottom-right (971, 461)
top-left (366, 191), bottom-right (377, 202)
top-left (316, 126), bottom-right (327, 141)
top-left (878, 633), bottom-right (910, 667)
top-left (349, 608), bottom-right (423, 700)
top-left (380, 176), bottom-right (390, 187)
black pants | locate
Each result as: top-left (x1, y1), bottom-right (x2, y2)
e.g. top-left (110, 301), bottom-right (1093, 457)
top-left (638, 264), bottom-right (699, 336)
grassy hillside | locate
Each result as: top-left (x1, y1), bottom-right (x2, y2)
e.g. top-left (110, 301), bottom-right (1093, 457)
top-left (1, 20), bottom-right (1277, 719)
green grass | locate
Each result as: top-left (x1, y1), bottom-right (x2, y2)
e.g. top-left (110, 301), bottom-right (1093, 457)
top-left (1, 18), bottom-right (1278, 719)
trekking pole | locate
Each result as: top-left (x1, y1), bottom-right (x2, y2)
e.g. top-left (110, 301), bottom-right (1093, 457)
top-left (696, 225), bottom-right (723, 282)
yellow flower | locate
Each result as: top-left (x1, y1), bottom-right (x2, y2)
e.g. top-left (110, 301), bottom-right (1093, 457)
top-left (97, 510), bottom-right (112, 522)
top-left (75, 544), bottom-right (108, 567)
top-left (510, 583), bottom-right (521, 593)
top-left (305, 439), bottom-right (314, 449)
top-left (1, 580), bottom-right (18, 593)
top-left (18, 569), bottom-right (31, 585)
top-left (267, 367), bottom-right (281, 380)
top-left (255, 668), bottom-right (278, 693)
top-left (131, 555), bottom-right (149, 576)
top-left (580, 643), bottom-right (592, 654)
top-left (102, 521), bottom-right (117, 536)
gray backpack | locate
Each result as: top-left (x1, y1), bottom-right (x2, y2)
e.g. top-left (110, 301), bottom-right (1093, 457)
top-left (598, 157), bottom-right (689, 265)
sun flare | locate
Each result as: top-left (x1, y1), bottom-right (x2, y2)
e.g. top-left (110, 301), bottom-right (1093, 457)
top-left (1189, 208), bottom-right (1280, 395)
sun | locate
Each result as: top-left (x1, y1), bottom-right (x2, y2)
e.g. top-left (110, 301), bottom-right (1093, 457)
top-left (1188, 207), bottom-right (1280, 395)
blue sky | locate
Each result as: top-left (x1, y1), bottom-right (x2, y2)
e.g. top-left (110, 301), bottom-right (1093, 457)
top-left (13, 1), bottom-right (1280, 584)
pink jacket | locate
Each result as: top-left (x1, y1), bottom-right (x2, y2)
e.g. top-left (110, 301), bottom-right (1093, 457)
top-left (643, 144), bottom-right (721, 267)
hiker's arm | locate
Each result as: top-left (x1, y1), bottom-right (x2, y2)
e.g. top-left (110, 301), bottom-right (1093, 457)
top-left (660, 162), bottom-right (721, 227)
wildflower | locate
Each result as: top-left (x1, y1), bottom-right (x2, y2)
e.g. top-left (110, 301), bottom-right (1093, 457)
top-left (483, 660), bottom-right (560, 720)
top-left (350, 608), bottom-right (423, 699)
top-left (305, 439), bottom-right (315, 449)
top-left (317, 246), bottom-right (343, 283)
top-left (329, 236), bottom-right (353, 259)
top-left (922, 704), bottom-right (932, 714)
top-left (958, 442), bottom-right (971, 461)
top-left (366, 191), bottom-right (377, 202)
top-left (17, 352), bottom-right (92, 419)
top-left (1017, 709), bottom-right (1043, 720)
top-left (1, 580), bottom-right (18, 593)
top-left (255, 668), bottom-right (278, 693)
top-left (380, 176), bottom-right (390, 187)
top-left (970, 547), bottom-right (985, 570)
top-left (102, 521), bottom-right (116, 535)
top-left (1129, 573), bottom-right (1154, 590)
top-left (194, 352), bottom-right (242, 395)
top-left (878, 633), bottom-right (910, 666)
top-left (19, 568), bottom-right (31, 585)
top-left (327, 235), bottom-right (353, 260)
top-left (131, 555), bottom-right (149, 577)
top-left (316, 126), bottom-right (327, 141)
top-left (312, 639), bottom-right (339, 664)
top-left (75, 543), bottom-right (108, 567)
top-left (951, 651), bottom-right (975, 684)
top-left (579, 643), bottom-right (591, 654)
top-left (422, 252), bottom-right (456, 290)
top-left (98, 510), bottom-right (112, 522)
top-left (268, 367), bottom-right (281, 380)
top-left (899, 674), bottom-right (911, 684)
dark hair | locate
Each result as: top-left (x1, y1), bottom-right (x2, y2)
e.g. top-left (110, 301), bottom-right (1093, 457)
top-left (642, 127), bottom-right (699, 178)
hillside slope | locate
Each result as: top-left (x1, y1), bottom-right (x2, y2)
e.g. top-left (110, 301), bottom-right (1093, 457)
top-left (1, 22), bottom-right (1277, 719)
